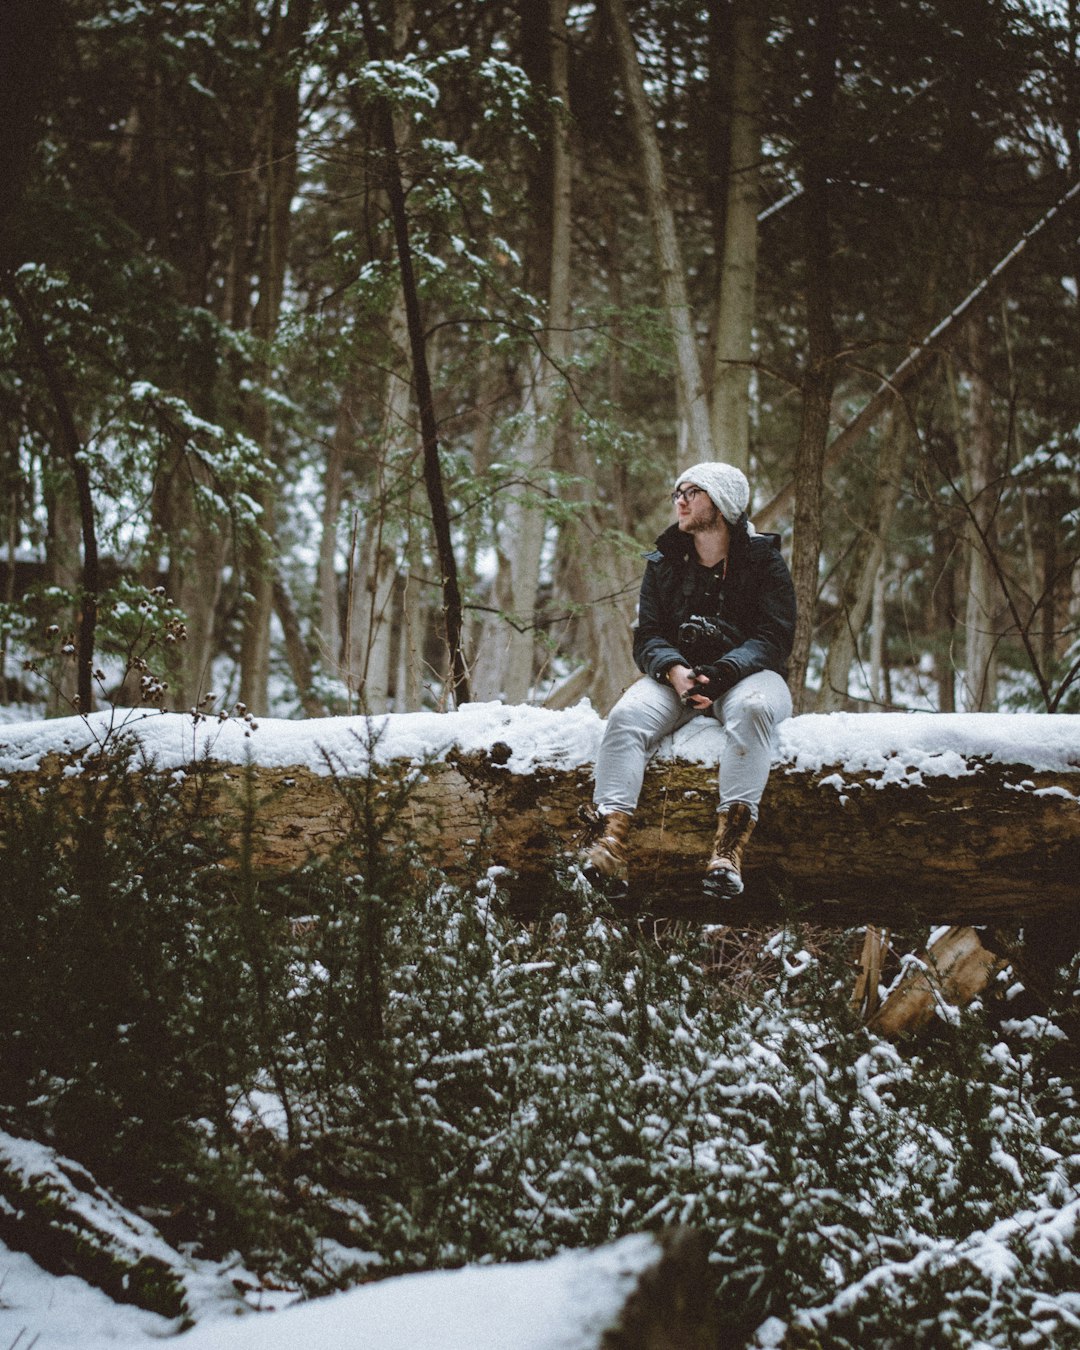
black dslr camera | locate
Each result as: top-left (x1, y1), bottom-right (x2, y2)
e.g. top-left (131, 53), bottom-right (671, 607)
top-left (677, 614), bottom-right (744, 665)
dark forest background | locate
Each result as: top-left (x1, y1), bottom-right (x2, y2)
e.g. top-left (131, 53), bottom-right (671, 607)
top-left (2, 0), bottom-right (1080, 724)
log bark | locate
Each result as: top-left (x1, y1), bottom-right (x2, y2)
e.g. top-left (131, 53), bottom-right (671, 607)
top-left (6, 710), bottom-right (1079, 928)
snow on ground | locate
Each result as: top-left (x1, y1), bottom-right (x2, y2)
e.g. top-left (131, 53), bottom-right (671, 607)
top-left (0, 1233), bottom-right (665, 1350)
top-left (1, 702), bottom-right (1079, 791)
top-left (0, 1239), bottom-right (177, 1349)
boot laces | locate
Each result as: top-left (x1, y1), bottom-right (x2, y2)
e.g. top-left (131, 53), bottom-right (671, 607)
top-left (574, 804), bottom-right (604, 847)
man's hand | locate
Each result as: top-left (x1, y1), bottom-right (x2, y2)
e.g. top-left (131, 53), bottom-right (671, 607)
top-left (685, 659), bottom-right (740, 706)
top-left (665, 663), bottom-right (703, 704)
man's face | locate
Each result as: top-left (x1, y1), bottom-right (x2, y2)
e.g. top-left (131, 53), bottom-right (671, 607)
top-left (672, 482), bottom-right (722, 534)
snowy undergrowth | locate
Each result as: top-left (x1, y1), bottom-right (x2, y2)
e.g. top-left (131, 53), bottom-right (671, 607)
top-left (0, 737), bottom-right (1078, 1348)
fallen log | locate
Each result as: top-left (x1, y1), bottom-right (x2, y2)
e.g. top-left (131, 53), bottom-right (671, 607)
top-left (1, 705), bottom-right (1079, 927)
top-left (0, 1130), bottom-right (190, 1319)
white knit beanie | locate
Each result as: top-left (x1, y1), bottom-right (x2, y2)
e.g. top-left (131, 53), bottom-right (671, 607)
top-left (674, 461), bottom-right (750, 524)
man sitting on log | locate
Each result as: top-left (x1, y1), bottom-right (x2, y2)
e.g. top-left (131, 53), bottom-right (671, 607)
top-left (578, 461), bottom-right (796, 901)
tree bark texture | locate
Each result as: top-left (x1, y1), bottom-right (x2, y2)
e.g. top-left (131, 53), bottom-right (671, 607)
top-left (238, 0), bottom-right (315, 715)
top-left (315, 383), bottom-right (358, 672)
top-left (273, 569), bottom-right (328, 717)
top-left (959, 311), bottom-right (1003, 710)
top-left (787, 1), bottom-right (841, 712)
top-left (709, 0), bottom-right (765, 474)
top-left (361, 0), bottom-right (470, 707)
top-left (164, 457), bottom-right (230, 711)
top-left (4, 277), bottom-right (100, 713)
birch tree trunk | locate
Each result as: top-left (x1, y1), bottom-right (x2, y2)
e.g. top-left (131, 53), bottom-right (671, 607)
top-left (959, 311), bottom-right (1002, 710)
top-left (604, 0), bottom-right (711, 463)
top-left (395, 552), bottom-right (427, 711)
top-left (709, 0), bottom-right (764, 474)
top-left (346, 529), bottom-right (397, 712)
top-left (473, 0), bottom-right (573, 705)
top-left (344, 295), bottom-right (412, 712)
top-left (316, 384), bottom-right (360, 675)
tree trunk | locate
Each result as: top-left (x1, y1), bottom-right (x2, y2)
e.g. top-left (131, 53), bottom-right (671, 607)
top-left (345, 527), bottom-right (397, 713)
top-left (472, 0), bottom-right (574, 706)
top-left (475, 354), bottom-right (556, 704)
top-left (43, 471), bottom-right (82, 714)
top-left (817, 407), bottom-right (907, 710)
top-left (165, 459), bottom-right (229, 711)
top-left (787, 1), bottom-right (841, 712)
top-left (395, 551), bottom-right (427, 711)
top-left (11, 710), bottom-right (1080, 928)
top-left (869, 560), bottom-right (887, 704)
top-left (603, 0), bottom-right (711, 462)
top-left (360, 0), bottom-right (470, 707)
top-left (927, 516), bottom-right (958, 712)
top-left (238, 0), bottom-right (314, 715)
top-left (959, 312), bottom-right (1002, 710)
top-left (5, 278), bottom-right (100, 713)
top-left (709, 0), bottom-right (764, 474)
top-left (316, 384), bottom-right (361, 674)
top-left (273, 569), bottom-right (328, 717)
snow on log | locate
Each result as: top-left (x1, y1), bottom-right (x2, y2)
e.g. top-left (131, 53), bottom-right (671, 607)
top-left (2, 705), bottom-right (1079, 925)
top-left (0, 1131), bottom-right (190, 1319)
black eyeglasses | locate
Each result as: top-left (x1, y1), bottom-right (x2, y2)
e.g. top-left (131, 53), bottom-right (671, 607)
top-left (670, 486), bottom-right (703, 505)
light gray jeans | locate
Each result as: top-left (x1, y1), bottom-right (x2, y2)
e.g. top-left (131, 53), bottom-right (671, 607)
top-left (593, 670), bottom-right (793, 820)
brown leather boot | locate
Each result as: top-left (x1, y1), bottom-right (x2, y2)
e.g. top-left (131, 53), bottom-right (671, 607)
top-left (579, 808), bottom-right (632, 897)
top-left (703, 802), bottom-right (755, 899)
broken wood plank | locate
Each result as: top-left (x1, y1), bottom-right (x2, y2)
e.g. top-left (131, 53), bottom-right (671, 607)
top-left (866, 927), bottom-right (1006, 1038)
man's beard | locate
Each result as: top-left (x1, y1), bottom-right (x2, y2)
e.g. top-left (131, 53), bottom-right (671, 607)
top-left (681, 504), bottom-right (721, 533)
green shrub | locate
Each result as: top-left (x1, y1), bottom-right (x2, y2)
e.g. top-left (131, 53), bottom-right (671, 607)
top-left (1, 737), bottom-right (1077, 1344)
